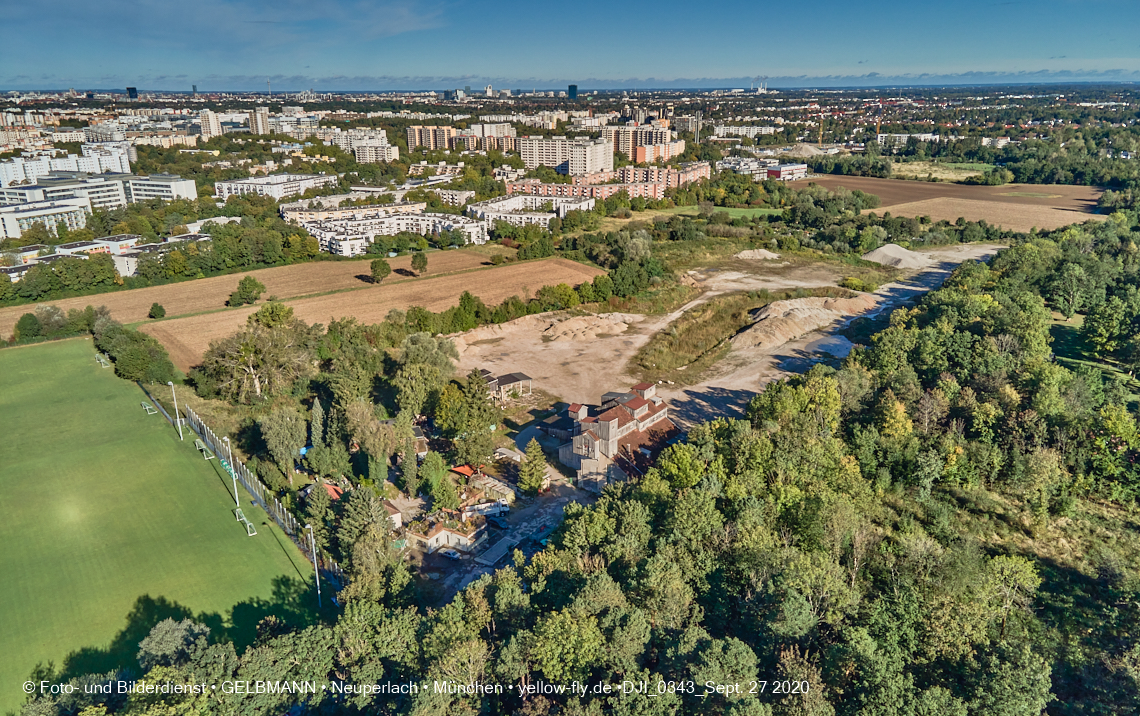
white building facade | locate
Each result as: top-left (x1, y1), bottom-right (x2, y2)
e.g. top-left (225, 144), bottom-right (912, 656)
top-left (0, 197), bottom-right (91, 239)
top-left (215, 174), bottom-right (338, 201)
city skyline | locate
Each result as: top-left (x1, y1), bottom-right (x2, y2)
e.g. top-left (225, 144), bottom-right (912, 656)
top-left (3, 0), bottom-right (1140, 91)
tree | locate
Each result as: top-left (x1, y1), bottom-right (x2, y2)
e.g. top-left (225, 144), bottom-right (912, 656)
top-left (1050, 263), bottom-right (1086, 318)
top-left (401, 436), bottom-right (420, 497)
top-left (227, 275), bottom-right (266, 306)
top-left (310, 398), bottom-right (325, 448)
top-left (14, 312), bottom-right (40, 341)
top-left (304, 481), bottom-right (334, 554)
top-left (257, 408), bottom-right (306, 481)
top-left (518, 438), bottom-right (548, 495)
top-left (454, 369), bottom-right (499, 467)
top-left (432, 472), bottom-right (461, 511)
top-left (370, 258), bottom-right (391, 284)
top-left (411, 251), bottom-right (428, 275)
top-left (421, 451), bottom-right (448, 492)
top-left (148, 303), bottom-right (166, 319)
top-left (983, 555), bottom-right (1042, 640)
top-left (196, 317), bottom-right (319, 403)
top-left (137, 619), bottom-right (210, 669)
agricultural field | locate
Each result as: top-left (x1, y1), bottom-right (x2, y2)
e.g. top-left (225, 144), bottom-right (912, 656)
top-left (890, 160), bottom-right (996, 182)
top-left (0, 339), bottom-right (315, 715)
top-left (143, 258), bottom-right (606, 371)
top-left (0, 244), bottom-right (514, 341)
top-left (809, 175), bottom-right (1104, 232)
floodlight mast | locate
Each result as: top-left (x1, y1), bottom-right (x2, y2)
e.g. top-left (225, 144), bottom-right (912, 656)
top-left (306, 524), bottom-right (322, 608)
top-left (223, 436), bottom-right (237, 507)
top-left (167, 381), bottom-right (183, 441)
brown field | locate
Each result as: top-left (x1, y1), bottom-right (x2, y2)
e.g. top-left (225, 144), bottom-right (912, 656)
top-left (863, 197), bottom-right (1105, 233)
top-left (809, 176), bottom-right (1104, 233)
top-left (140, 258), bottom-right (605, 371)
top-left (0, 246), bottom-right (511, 339)
top-left (810, 175), bottom-right (1101, 209)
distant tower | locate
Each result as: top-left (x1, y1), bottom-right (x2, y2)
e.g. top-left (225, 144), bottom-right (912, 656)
top-left (192, 84), bottom-right (198, 97)
top-left (126, 87), bottom-right (138, 100)
top-left (568, 84), bottom-right (578, 100)
top-left (267, 80), bottom-right (271, 97)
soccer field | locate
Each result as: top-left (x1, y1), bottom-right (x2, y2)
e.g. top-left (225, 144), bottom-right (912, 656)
top-left (0, 339), bottom-right (315, 714)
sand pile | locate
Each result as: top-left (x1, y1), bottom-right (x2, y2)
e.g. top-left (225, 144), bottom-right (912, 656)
top-left (450, 314), bottom-right (555, 355)
top-left (731, 295), bottom-right (879, 352)
top-left (861, 243), bottom-right (931, 269)
top-left (734, 249), bottom-right (781, 260)
top-left (781, 143), bottom-right (824, 158)
top-left (543, 314), bottom-right (629, 342)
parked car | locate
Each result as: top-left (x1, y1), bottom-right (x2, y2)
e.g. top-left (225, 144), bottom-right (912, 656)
top-left (487, 516), bottom-right (510, 530)
top-left (440, 549), bottom-right (462, 561)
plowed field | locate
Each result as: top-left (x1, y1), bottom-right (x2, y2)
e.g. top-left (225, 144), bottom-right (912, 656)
top-left (141, 258), bottom-right (605, 371)
top-left (0, 247), bottom-right (507, 339)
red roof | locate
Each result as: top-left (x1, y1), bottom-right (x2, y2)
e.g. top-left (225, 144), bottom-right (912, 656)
top-left (568, 403), bottom-right (583, 413)
top-left (452, 465), bottom-right (477, 477)
top-left (597, 405), bottom-right (634, 427)
top-left (631, 382), bottom-right (653, 391)
top-left (625, 396), bottom-right (649, 410)
top-left (323, 483), bottom-right (344, 500)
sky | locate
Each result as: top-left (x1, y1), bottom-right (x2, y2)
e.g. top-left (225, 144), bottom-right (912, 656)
top-left (3, 0), bottom-right (1140, 91)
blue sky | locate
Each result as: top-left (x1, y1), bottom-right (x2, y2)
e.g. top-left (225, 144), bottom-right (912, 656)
top-left (3, 0), bottom-right (1140, 90)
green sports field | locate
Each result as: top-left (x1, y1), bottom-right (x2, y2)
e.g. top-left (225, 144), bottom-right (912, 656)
top-left (0, 339), bottom-right (315, 714)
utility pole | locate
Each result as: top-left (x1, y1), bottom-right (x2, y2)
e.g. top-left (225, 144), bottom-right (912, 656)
top-left (307, 524), bottom-right (322, 608)
top-left (167, 381), bottom-right (182, 441)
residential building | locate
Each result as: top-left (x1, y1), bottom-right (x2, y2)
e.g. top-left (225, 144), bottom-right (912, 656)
top-left (199, 110), bottom-right (223, 140)
top-left (466, 194), bottom-right (595, 229)
top-left (556, 383), bottom-right (679, 492)
top-left (600, 125), bottom-right (673, 156)
top-left (408, 161), bottom-right (466, 177)
top-left (354, 141), bottom-right (400, 163)
top-left (518, 136), bottom-right (613, 175)
top-left (406, 125), bottom-right (456, 151)
top-left (714, 125), bottom-right (778, 138)
top-left (404, 515), bottom-right (487, 554)
top-left (214, 173), bottom-right (338, 201)
top-left (0, 197), bottom-right (91, 239)
top-left (250, 106), bottom-right (271, 135)
top-left (301, 205), bottom-right (489, 256)
top-left (507, 178), bottom-right (666, 201)
top-left (0, 144), bottom-right (132, 187)
top-left (0, 172), bottom-right (196, 208)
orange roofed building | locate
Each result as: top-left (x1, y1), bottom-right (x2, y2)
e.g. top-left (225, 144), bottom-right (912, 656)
top-left (558, 383), bottom-right (679, 492)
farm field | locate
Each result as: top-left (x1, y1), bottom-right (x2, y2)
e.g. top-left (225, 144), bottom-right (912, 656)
top-left (143, 258), bottom-right (606, 371)
top-left (890, 160), bottom-right (997, 182)
top-left (809, 175), bottom-right (1104, 233)
top-left (0, 339), bottom-right (314, 715)
top-left (0, 245), bottom-right (512, 341)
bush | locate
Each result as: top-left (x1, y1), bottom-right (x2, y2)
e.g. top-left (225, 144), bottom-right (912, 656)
top-left (227, 276), bottom-right (266, 306)
top-left (14, 312), bottom-right (40, 341)
top-left (149, 303), bottom-right (166, 319)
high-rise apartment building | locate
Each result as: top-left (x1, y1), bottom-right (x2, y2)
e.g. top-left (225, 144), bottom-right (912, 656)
top-left (199, 110), bottom-right (223, 140)
top-left (406, 125), bottom-right (456, 151)
top-left (568, 85), bottom-right (578, 100)
top-left (354, 142), bottom-right (400, 163)
top-left (601, 125), bottom-right (675, 158)
top-left (518, 136), bottom-right (613, 175)
top-left (250, 106), bottom-right (271, 135)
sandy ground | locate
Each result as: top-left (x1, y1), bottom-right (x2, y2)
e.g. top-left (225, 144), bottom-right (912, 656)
top-left (0, 247), bottom-right (510, 340)
top-left (454, 244), bottom-right (1004, 424)
top-left (144, 258), bottom-right (604, 372)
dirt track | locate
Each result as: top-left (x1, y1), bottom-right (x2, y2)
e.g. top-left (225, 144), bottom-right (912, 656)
top-left (142, 259), bottom-right (604, 372)
top-left (0, 247), bottom-right (508, 340)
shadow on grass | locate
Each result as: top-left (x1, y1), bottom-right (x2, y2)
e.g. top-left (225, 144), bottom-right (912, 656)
top-left (39, 576), bottom-right (329, 686)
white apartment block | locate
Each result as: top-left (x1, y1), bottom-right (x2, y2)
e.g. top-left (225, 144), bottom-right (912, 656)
top-left (0, 197), bottom-right (91, 239)
top-left (304, 211), bottom-right (489, 256)
top-left (215, 174), bottom-right (338, 201)
top-left (518, 136), bottom-right (613, 175)
top-left (250, 107), bottom-right (271, 135)
top-left (0, 172), bottom-right (196, 209)
top-left (354, 141), bottom-right (400, 163)
top-left (0, 144), bottom-right (132, 187)
top-left (199, 110), bottom-right (223, 140)
top-left (714, 125), bottom-right (778, 138)
top-left (466, 194), bottom-right (595, 228)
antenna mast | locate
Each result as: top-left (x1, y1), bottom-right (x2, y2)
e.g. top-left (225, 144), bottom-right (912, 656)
top-left (267, 80), bottom-right (271, 98)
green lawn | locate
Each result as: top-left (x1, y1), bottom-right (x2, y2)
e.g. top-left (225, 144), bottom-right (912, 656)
top-left (0, 339), bottom-right (316, 714)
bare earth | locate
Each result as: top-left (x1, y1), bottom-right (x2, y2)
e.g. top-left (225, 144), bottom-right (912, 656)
top-left (454, 244), bottom-right (1004, 424)
top-left (0, 247), bottom-right (508, 340)
top-left (865, 197), bottom-right (1104, 233)
top-left (143, 258), bottom-right (604, 371)
top-left (809, 175), bottom-right (1102, 210)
